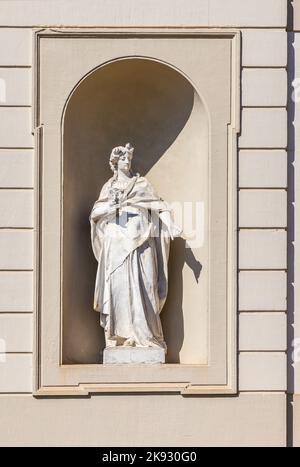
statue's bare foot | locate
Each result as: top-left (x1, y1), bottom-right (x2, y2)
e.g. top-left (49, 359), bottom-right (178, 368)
top-left (106, 339), bottom-right (117, 348)
top-left (123, 337), bottom-right (136, 347)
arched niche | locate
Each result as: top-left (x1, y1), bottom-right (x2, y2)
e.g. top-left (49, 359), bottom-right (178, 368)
top-left (62, 57), bottom-right (209, 365)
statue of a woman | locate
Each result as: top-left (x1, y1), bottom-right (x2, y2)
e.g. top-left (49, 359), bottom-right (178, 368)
top-left (90, 143), bottom-right (181, 353)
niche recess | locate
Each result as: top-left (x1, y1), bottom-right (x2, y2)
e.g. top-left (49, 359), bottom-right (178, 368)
top-left (62, 58), bottom-right (209, 365)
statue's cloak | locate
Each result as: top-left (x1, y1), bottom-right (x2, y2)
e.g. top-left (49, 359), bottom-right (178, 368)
top-left (90, 175), bottom-right (174, 348)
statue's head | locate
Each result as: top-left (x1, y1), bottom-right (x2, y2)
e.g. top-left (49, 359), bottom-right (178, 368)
top-left (109, 143), bottom-right (134, 174)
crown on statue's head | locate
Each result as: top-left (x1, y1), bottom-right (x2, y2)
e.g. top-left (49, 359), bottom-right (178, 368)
top-left (124, 142), bottom-right (134, 154)
top-left (112, 143), bottom-right (134, 157)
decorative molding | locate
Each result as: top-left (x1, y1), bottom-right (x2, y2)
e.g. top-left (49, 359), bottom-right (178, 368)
top-left (34, 382), bottom-right (236, 397)
top-left (33, 27), bottom-right (240, 396)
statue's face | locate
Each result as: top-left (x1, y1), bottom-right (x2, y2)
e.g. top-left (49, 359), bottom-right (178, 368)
top-left (118, 151), bottom-right (132, 173)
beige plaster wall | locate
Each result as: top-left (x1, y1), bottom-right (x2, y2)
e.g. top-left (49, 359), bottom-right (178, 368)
top-left (0, 0), bottom-right (289, 446)
top-left (0, 393), bottom-right (286, 447)
top-left (0, 0), bottom-right (287, 28)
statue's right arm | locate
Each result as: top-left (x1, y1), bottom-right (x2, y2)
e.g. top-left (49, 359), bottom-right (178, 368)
top-left (90, 182), bottom-right (111, 222)
top-left (90, 203), bottom-right (109, 222)
top-left (90, 200), bottom-right (117, 222)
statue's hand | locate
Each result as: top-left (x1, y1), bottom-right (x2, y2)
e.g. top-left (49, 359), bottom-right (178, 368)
top-left (169, 224), bottom-right (182, 239)
top-left (159, 211), bottom-right (182, 240)
top-left (108, 196), bottom-right (120, 209)
top-left (107, 204), bottom-right (118, 215)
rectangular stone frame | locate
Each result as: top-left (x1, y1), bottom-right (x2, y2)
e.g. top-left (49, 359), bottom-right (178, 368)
top-left (33, 28), bottom-right (240, 396)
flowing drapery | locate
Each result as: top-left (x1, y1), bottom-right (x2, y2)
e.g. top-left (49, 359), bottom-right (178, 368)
top-left (90, 175), bottom-right (174, 349)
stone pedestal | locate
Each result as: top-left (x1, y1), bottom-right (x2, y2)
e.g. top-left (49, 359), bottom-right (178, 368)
top-left (103, 346), bottom-right (165, 364)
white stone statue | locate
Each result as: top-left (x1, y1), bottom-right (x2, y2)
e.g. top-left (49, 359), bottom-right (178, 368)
top-left (90, 143), bottom-right (181, 357)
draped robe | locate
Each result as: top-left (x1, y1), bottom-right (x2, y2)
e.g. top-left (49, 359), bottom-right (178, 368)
top-left (90, 175), bottom-right (175, 350)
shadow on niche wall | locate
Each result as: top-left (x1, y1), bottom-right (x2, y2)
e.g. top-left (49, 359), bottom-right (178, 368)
top-left (62, 58), bottom-right (200, 364)
top-left (163, 238), bottom-right (202, 363)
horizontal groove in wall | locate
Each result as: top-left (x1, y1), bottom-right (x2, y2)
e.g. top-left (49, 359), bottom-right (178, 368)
top-left (242, 66), bottom-right (287, 70)
top-left (240, 391), bottom-right (286, 394)
top-left (238, 310), bottom-right (287, 313)
top-left (0, 147), bottom-right (33, 150)
top-left (238, 227), bottom-right (287, 231)
top-left (238, 147), bottom-right (288, 151)
top-left (238, 228), bottom-right (287, 231)
top-left (0, 352), bottom-right (32, 355)
top-left (239, 389), bottom-right (286, 393)
top-left (238, 268), bottom-right (287, 272)
top-left (242, 106), bottom-right (287, 110)
top-left (239, 148), bottom-right (288, 152)
top-left (0, 188), bottom-right (33, 191)
top-left (0, 65), bottom-right (31, 69)
top-left (238, 309), bottom-right (287, 313)
top-left (242, 106), bottom-right (287, 109)
top-left (0, 270), bottom-right (33, 273)
top-left (240, 351), bottom-right (286, 355)
top-left (0, 269), bottom-right (33, 272)
top-left (0, 311), bottom-right (33, 315)
top-left (0, 187), bottom-right (33, 190)
top-left (0, 105), bottom-right (31, 109)
top-left (239, 350), bottom-right (287, 354)
top-left (238, 187), bottom-right (287, 190)
top-left (0, 147), bottom-right (34, 150)
top-left (0, 227), bottom-right (34, 231)
top-left (0, 311), bottom-right (33, 314)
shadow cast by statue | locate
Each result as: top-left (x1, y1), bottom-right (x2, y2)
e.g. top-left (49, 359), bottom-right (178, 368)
top-left (162, 237), bottom-right (202, 363)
